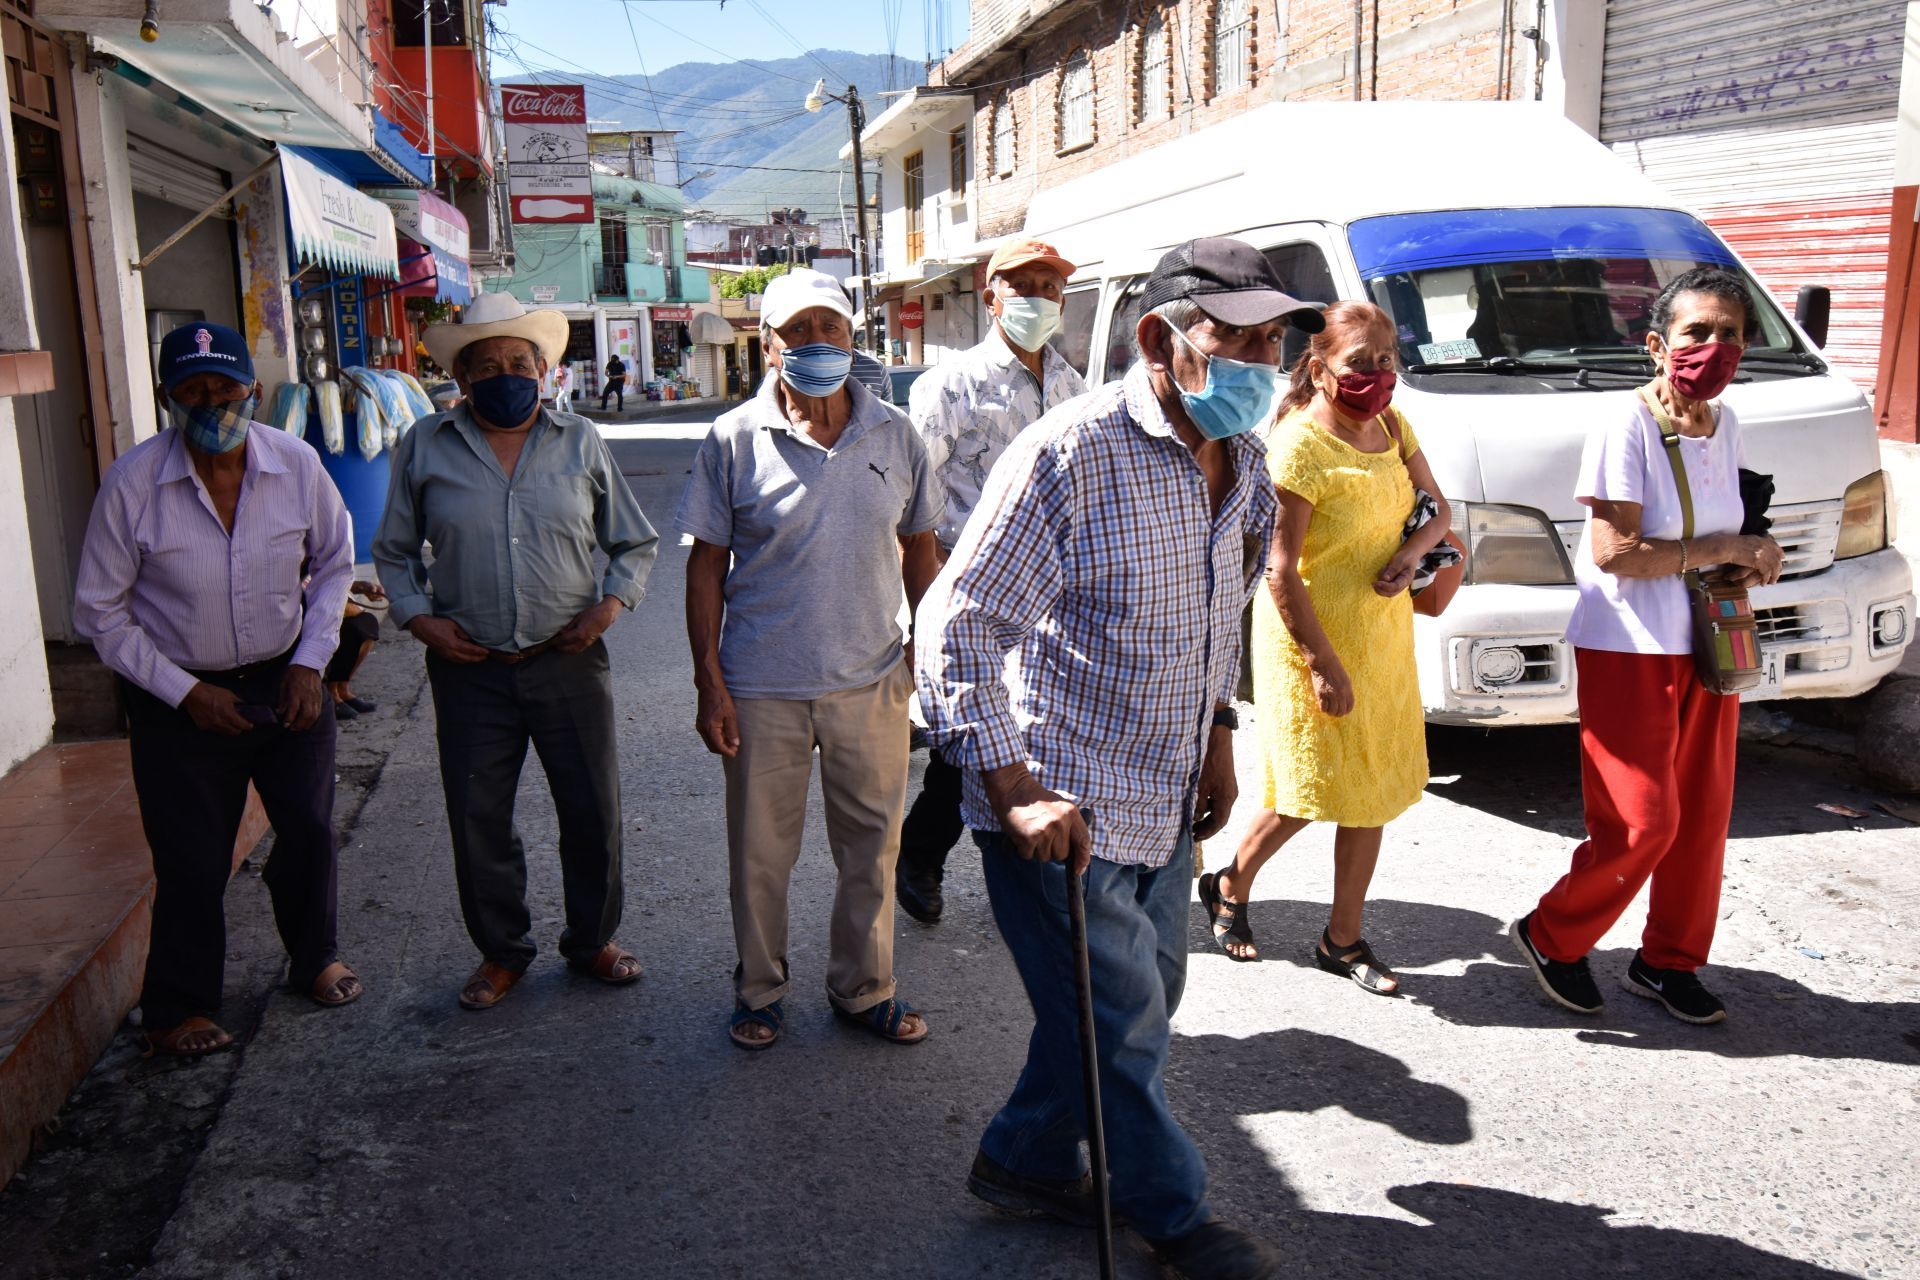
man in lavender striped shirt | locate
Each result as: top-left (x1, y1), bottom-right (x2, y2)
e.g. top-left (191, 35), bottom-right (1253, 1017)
top-left (73, 322), bottom-right (359, 1058)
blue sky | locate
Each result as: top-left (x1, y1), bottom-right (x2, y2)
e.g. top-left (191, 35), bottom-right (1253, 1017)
top-left (487, 1), bottom-right (969, 82)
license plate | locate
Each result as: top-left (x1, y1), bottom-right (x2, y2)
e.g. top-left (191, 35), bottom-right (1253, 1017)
top-left (1741, 647), bottom-right (1785, 702)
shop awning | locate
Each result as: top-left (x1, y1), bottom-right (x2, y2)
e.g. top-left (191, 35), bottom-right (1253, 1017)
top-left (281, 148), bottom-right (399, 279)
top-left (371, 187), bottom-right (473, 304)
top-left (691, 312), bottom-right (734, 345)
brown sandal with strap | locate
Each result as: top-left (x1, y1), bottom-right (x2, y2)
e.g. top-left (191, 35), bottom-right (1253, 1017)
top-left (142, 1016), bottom-right (234, 1058)
top-left (310, 961), bottom-right (364, 1008)
top-left (458, 962), bottom-right (523, 1010)
top-left (571, 942), bottom-right (642, 986)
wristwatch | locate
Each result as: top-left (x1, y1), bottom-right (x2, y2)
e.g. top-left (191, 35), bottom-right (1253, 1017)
top-left (1211, 705), bottom-right (1239, 730)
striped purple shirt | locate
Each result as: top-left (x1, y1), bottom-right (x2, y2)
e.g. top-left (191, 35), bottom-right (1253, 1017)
top-left (916, 361), bottom-right (1277, 868)
top-left (73, 425), bottom-right (353, 708)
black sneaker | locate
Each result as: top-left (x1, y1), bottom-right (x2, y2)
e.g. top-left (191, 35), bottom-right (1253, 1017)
top-left (1510, 914), bottom-right (1604, 1014)
top-left (896, 870), bottom-right (944, 924)
top-left (966, 1150), bottom-right (1098, 1228)
top-left (1623, 951), bottom-right (1726, 1024)
top-left (1147, 1220), bottom-right (1281, 1280)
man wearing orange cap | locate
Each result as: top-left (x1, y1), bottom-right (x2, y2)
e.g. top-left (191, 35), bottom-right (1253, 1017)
top-left (897, 237), bottom-right (1089, 924)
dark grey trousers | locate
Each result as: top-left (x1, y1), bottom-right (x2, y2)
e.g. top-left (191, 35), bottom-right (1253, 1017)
top-left (425, 641), bottom-right (623, 970)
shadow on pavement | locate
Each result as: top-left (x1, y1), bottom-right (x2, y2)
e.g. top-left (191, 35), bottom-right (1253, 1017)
top-left (1188, 897), bottom-right (1512, 970)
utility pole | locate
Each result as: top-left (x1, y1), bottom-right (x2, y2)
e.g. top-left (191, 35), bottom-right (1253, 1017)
top-left (423, 0), bottom-right (436, 163)
top-left (845, 85), bottom-right (877, 356)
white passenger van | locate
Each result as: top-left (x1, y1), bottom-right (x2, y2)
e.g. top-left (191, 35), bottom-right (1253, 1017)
top-left (1030, 102), bottom-right (1913, 725)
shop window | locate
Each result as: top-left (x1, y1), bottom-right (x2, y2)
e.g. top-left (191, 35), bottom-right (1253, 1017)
top-left (1058, 53), bottom-right (1094, 152)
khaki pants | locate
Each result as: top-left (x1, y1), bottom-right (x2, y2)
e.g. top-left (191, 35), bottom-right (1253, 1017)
top-left (724, 662), bottom-right (911, 1012)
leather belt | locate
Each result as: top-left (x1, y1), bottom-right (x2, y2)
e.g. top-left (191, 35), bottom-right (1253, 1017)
top-left (485, 636), bottom-right (562, 665)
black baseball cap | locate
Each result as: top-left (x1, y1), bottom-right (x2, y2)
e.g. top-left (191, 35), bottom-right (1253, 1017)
top-left (1142, 237), bottom-right (1325, 332)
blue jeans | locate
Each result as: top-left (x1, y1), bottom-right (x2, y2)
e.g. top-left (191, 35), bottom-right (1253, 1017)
top-left (975, 831), bottom-right (1210, 1242)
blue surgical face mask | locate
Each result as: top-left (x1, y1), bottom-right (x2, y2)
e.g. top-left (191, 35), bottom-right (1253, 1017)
top-left (1167, 324), bottom-right (1283, 441)
top-left (778, 342), bottom-right (854, 398)
top-left (468, 374), bottom-right (542, 429)
top-left (997, 296), bottom-right (1062, 351)
top-left (167, 393), bottom-right (256, 454)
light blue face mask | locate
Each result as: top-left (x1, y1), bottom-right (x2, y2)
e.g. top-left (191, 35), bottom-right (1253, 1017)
top-left (1167, 324), bottom-right (1283, 441)
top-left (778, 342), bottom-right (854, 397)
top-left (997, 296), bottom-right (1062, 352)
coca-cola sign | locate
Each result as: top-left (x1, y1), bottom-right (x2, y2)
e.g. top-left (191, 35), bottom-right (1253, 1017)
top-left (500, 84), bottom-right (586, 124)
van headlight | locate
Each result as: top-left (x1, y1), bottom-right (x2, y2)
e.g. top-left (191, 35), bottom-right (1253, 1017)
top-left (1836, 471), bottom-right (1891, 560)
top-left (1459, 502), bottom-right (1574, 586)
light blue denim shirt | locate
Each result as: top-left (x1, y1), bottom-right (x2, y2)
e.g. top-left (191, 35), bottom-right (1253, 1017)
top-left (373, 405), bottom-right (659, 652)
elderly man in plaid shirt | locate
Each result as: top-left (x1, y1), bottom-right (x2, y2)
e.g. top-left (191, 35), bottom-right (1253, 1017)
top-left (917, 239), bottom-right (1323, 1280)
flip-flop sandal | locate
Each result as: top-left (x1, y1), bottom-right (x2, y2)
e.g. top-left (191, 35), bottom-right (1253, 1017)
top-left (569, 942), bottom-right (642, 985)
top-left (310, 962), bottom-right (363, 1008)
top-left (1314, 929), bottom-right (1400, 996)
top-left (459, 962), bottom-right (523, 1010)
top-left (1198, 870), bottom-right (1259, 962)
top-left (729, 999), bottom-right (784, 1051)
top-left (832, 996), bottom-right (929, 1045)
top-left (142, 1016), bottom-right (234, 1058)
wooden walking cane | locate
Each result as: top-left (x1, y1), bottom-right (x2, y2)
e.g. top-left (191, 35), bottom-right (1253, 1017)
top-left (1067, 850), bottom-right (1117, 1280)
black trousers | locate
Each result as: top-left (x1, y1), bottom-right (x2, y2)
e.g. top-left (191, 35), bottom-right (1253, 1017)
top-left (425, 641), bottom-right (623, 969)
top-left (323, 611), bottom-right (380, 684)
top-left (898, 746), bottom-right (966, 883)
top-left (124, 659), bottom-right (339, 1030)
top-left (601, 378), bottom-right (625, 410)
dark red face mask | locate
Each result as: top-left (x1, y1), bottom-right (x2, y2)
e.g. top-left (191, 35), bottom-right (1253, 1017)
top-left (1333, 369), bottom-right (1397, 420)
top-left (1665, 339), bottom-right (1743, 402)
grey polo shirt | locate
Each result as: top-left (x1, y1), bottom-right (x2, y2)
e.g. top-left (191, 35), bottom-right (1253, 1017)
top-left (674, 374), bottom-right (943, 700)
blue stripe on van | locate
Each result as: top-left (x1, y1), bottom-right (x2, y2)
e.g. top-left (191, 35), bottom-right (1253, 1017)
top-left (1348, 206), bottom-right (1739, 280)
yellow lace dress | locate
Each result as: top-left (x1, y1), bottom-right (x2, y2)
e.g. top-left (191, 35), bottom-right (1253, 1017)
top-left (1253, 405), bottom-right (1429, 827)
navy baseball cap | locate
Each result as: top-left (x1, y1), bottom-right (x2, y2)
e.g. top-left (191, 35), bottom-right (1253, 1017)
top-left (158, 322), bottom-right (253, 391)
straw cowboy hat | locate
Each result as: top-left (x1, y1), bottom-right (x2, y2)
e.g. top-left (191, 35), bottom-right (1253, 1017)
top-left (423, 292), bottom-right (569, 373)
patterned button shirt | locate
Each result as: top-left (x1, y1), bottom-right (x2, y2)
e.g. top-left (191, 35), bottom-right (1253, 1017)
top-left (916, 361), bottom-right (1277, 868)
top-left (908, 329), bottom-right (1088, 549)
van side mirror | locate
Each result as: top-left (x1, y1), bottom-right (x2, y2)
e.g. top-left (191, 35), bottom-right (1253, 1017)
top-left (1795, 285), bottom-right (1831, 349)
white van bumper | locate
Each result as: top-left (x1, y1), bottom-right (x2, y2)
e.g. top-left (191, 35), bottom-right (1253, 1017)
top-left (1416, 547), bottom-right (1915, 727)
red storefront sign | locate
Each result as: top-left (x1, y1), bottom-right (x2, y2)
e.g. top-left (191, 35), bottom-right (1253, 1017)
top-left (900, 300), bottom-right (926, 330)
top-left (502, 84), bottom-right (592, 224)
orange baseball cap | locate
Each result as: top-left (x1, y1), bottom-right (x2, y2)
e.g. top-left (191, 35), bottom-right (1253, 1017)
top-left (985, 236), bottom-right (1075, 281)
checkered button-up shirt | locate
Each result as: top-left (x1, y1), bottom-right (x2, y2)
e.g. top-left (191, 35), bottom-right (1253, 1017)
top-left (917, 361), bottom-right (1277, 868)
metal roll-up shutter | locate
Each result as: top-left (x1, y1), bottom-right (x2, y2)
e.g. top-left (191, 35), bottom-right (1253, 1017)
top-left (126, 135), bottom-right (233, 214)
top-left (1599, 0), bottom-right (1907, 388)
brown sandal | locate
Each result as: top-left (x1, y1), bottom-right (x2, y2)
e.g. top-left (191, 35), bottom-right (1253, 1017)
top-left (142, 1016), bottom-right (234, 1058)
top-left (458, 962), bottom-right (523, 1010)
top-left (310, 961), bottom-right (363, 1008)
top-left (571, 942), bottom-right (642, 985)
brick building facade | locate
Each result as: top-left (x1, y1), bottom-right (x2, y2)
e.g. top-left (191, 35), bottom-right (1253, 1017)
top-left (937, 0), bottom-right (1541, 240)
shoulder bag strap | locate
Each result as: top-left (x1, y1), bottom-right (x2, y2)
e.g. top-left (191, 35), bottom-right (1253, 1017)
top-left (1638, 385), bottom-right (1699, 577)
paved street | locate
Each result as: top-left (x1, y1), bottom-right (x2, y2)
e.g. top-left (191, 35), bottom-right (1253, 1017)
top-left (3, 421), bottom-right (1917, 1280)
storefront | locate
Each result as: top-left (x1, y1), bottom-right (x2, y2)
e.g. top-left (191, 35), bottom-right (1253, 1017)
top-left (648, 305), bottom-right (700, 399)
top-left (371, 186), bottom-right (473, 379)
top-left (689, 309), bottom-right (735, 399)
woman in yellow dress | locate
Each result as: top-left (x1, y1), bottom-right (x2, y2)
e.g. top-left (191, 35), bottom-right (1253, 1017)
top-left (1199, 301), bottom-right (1451, 994)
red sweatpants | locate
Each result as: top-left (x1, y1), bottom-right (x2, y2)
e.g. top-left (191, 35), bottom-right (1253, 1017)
top-left (1530, 647), bottom-right (1740, 971)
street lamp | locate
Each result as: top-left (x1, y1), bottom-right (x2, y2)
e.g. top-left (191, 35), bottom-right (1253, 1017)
top-left (806, 79), bottom-right (877, 355)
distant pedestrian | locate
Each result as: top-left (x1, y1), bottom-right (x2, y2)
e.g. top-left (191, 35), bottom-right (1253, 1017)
top-left (1513, 267), bottom-right (1783, 1026)
top-left (676, 268), bottom-right (943, 1051)
top-left (601, 354), bottom-right (628, 411)
top-left (373, 293), bottom-right (660, 1011)
top-left (552, 361), bottom-right (573, 414)
top-left (918, 239), bottom-right (1321, 1278)
top-left (1200, 301), bottom-right (1450, 994)
top-left (73, 322), bottom-right (361, 1057)
top-left (896, 237), bottom-right (1088, 924)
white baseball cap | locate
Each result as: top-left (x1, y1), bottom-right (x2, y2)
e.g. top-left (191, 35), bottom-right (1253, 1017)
top-left (760, 268), bottom-right (855, 331)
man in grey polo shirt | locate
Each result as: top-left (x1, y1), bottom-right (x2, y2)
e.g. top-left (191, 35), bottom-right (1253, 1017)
top-left (677, 268), bottom-right (943, 1051)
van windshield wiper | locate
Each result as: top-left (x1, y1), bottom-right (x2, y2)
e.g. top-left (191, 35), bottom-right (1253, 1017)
top-left (1737, 350), bottom-right (1825, 371)
top-left (1407, 356), bottom-right (1644, 376)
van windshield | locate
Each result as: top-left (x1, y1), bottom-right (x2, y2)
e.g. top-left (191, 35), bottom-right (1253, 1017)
top-left (1346, 207), bottom-right (1815, 390)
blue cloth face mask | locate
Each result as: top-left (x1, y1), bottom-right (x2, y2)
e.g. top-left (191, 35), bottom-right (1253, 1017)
top-left (1167, 324), bottom-right (1283, 441)
top-left (997, 296), bottom-right (1063, 352)
top-left (468, 374), bottom-right (542, 429)
top-left (777, 342), bottom-right (854, 398)
top-left (167, 394), bottom-right (256, 454)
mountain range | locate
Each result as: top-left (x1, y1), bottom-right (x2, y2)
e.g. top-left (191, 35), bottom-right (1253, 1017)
top-left (518, 50), bottom-right (922, 225)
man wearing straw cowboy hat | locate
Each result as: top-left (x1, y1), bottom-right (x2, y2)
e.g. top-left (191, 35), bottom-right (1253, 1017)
top-left (373, 292), bottom-right (660, 1011)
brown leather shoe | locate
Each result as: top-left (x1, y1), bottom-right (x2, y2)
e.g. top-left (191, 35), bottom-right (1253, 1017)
top-left (458, 962), bottom-right (523, 1011)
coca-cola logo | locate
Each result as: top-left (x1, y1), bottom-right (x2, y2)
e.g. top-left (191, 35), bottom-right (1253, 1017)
top-left (501, 85), bottom-right (585, 122)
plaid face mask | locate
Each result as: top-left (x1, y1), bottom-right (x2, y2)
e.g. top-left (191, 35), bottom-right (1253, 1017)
top-left (167, 394), bottom-right (257, 454)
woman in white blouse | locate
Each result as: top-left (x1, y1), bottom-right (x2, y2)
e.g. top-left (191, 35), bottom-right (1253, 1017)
top-left (1513, 267), bottom-right (1784, 1027)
